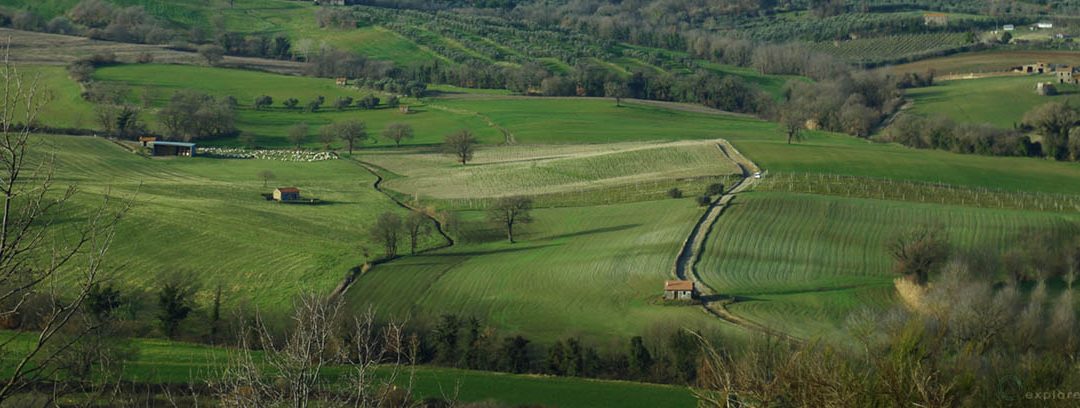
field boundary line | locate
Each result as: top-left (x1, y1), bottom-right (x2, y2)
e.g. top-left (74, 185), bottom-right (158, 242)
top-left (425, 102), bottom-right (517, 144)
top-left (329, 158), bottom-right (457, 300)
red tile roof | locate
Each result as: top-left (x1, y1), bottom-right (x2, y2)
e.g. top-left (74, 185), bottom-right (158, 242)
top-left (664, 280), bottom-right (694, 291)
top-left (276, 187), bottom-right (300, 193)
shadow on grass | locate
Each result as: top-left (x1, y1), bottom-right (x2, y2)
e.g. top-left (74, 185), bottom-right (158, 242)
top-left (431, 243), bottom-right (561, 257)
top-left (539, 224), bottom-right (641, 241)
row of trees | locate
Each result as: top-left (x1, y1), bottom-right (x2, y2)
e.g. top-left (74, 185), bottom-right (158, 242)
top-left (253, 93), bottom-right (397, 113)
top-left (283, 120), bottom-right (413, 152)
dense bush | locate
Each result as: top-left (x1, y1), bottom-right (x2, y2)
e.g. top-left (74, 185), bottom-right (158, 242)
top-left (881, 114), bottom-right (1039, 157)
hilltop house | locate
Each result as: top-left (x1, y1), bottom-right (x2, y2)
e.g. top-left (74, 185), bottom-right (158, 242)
top-left (336, 77), bottom-right (348, 86)
top-left (273, 187), bottom-right (301, 201)
top-left (923, 13), bottom-right (948, 26)
top-left (664, 280), bottom-right (696, 300)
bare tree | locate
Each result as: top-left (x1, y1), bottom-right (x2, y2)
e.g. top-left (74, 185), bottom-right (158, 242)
top-left (287, 122), bottom-right (309, 149)
top-left (780, 105), bottom-right (806, 144)
top-left (369, 212), bottom-right (402, 259)
top-left (886, 225), bottom-right (950, 286)
top-left (318, 124), bottom-right (336, 150)
top-left (336, 119), bottom-right (367, 154)
top-left (382, 122), bottom-right (414, 148)
top-left (404, 211), bottom-right (431, 255)
top-left (0, 53), bottom-right (129, 402)
top-left (443, 129), bottom-right (476, 165)
top-left (604, 81), bottom-right (629, 107)
top-left (488, 196), bottom-right (533, 243)
top-left (257, 169), bottom-right (275, 188)
top-left (214, 297), bottom-right (418, 407)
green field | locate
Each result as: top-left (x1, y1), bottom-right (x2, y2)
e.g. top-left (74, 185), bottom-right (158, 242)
top-left (363, 140), bottom-right (742, 200)
top-left (38, 134), bottom-right (429, 312)
top-left (347, 198), bottom-right (738, 343)
top-left (433, 96), bottom-right (1080, 195)
top-left (0, 333), bottom-right (695, 408)
top-left (19, 65), bottom-right (96, 129)
top-left (907, 75), bottom-right (1080, 128)
top-left (89, 64), bottom-right (502, 147)
top-left (697, 191), bottom-right (1080, 337)
top-left (32, 63), bottom-right (1080, 198)
top-left (34, 133), bottom-right (741, 341)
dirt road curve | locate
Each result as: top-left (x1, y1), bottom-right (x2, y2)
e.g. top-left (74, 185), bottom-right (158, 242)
top-left (672, 140), bottom-right (798, 340)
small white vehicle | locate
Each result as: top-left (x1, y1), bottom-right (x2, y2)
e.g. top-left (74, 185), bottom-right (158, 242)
top-left (753, 172), bottom-right (762, 179)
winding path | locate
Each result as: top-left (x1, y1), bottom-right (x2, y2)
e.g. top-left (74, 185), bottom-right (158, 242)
top-left (328, 159), bottom-right (456, 299)
top-left (673, 141), bottom-right (799, 340)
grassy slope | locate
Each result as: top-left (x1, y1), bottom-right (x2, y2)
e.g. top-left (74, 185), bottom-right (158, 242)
top-left (434, 96), bottom-right (775, 144)
top-left (0, 334), bottom-right (695, 408)
top-left (430, 96), bottom-right (1080, 195)
top-left (698, 191), bottom-right (1080, 337)
top-left (89, 64), bottom-right (502, 147)
top-left (364, 141), bottom-right (742, 199)
top-left (35, 63), bottom-right (1080, 195)
top-left (906, 75), bottom-right (1080, 128)
top-left (347, 199), bottom-right (739, 343)
top-left (20, 65), bottom-right (96, 129)
top-left (39, 135), bottom-right (426, 311)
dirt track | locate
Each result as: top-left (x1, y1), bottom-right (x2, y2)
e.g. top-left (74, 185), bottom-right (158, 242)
top-left (672, 140), bottom-right (798, 340)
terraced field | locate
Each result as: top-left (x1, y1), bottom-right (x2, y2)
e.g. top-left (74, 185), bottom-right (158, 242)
top-left (38, 134), bottom-right (427, 311)
top-left (697, 191), bottom-right (1080, 336)
top-left (807, 32), bottom-right (972, 64)
top-left (346, 198), bottom-right (738, 343)
top-left (906, 75), bottom-right (1080, 128)
top-left (364, 140), bottom-right (742, 201)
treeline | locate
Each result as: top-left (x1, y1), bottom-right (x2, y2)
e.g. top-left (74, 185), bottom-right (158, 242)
top-left (4, 272), bottom-right (714, 389)
top-left (882, 102), bottom-right (1080, 161)
top-left (415, 314), bottom-right (707, 385)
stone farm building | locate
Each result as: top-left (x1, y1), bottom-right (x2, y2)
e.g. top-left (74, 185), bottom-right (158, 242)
top-left (1037, 82), bottom-right (1058, 96)
top-left (273, 187), bottom-right (301, 202)
top-left (1022, 62), bottom-right (1050, 74)
top-left (664, 280), bottom-right (696, 300)
top-left (923, 13), bottom-right (948, 26)
top-left (151, 141), bottom-right (196, 157)
top-left (1057, 66), bottom-right (1080, 84)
